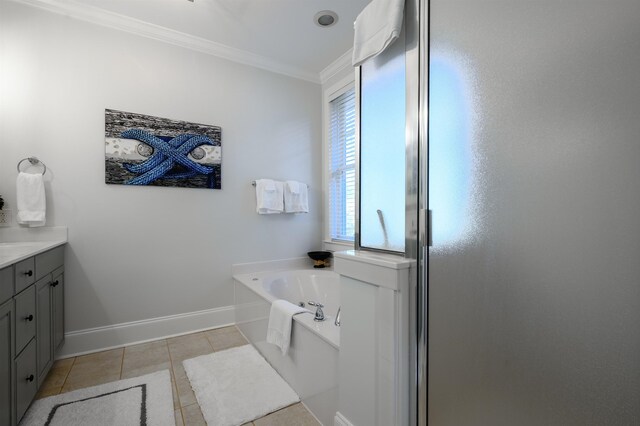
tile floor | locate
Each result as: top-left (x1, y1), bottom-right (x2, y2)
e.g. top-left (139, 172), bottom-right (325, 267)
top-left (35, 326), bottom-right (320, 426)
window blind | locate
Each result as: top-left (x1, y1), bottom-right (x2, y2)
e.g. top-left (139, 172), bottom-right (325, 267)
top-left (329, 88), bottom-right (356, 241)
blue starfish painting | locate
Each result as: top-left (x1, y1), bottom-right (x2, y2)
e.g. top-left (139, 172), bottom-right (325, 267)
top-left (105, 109), bottom-right (221, 189)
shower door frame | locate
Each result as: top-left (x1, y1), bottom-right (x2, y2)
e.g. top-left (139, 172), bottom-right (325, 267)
top-left (404, 0), bottom-right (429, 425)
top-left (352, 0), bottom-right (427, 422)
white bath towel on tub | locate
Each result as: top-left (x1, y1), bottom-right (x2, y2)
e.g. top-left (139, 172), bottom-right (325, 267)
top-left (266, 299), bottom-right (309, 356)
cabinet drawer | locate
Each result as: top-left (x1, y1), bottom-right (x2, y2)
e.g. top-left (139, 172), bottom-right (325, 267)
top-left (15, 285), bottom-right (36, 355)
top-left (0, 266), bottom-right (12, 305)
top-left (35, 246), bottom-right (64, 281)
top-left (15, 258), bottom-right (35, 294)
top-left (15, 338), bottom-right (37, 423)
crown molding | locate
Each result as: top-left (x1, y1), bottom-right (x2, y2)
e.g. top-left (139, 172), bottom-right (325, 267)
top-left (319, 48), bottom-right (354, 85)
top-left (11, 0), bottom-right (321, 84)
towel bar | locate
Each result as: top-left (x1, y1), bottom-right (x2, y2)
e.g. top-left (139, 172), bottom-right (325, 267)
top-left (17, 157), bottom-right (47, 175)
top-left (251, 180), bottom-right (308, 187)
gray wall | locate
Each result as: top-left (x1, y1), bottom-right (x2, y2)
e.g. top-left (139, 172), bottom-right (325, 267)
top-left (429, 0), bottom-right (640, 424)
top-left (0, 2), bottom-right (322, 333)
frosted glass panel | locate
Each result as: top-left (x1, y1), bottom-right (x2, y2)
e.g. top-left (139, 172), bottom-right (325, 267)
top-left (359, 32), bottom-right (406, 252)
top-left (428, 0), bottom-right (640, 424)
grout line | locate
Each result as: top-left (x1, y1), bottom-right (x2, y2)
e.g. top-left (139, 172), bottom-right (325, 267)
top-left (180, 407), bottom-right (186, 426)
top-left (167, 339), bottom-right (183, 409)
top-left (119, 346), bottom-right (126, 379)
top-left (182, 403), bottom-right (198, 408)
top-left (181, 403), bottom-right (206, 424)
top-left (205, 332), bottom-right (215, 352)
top-left (59, 356), bottom-right (77, 393)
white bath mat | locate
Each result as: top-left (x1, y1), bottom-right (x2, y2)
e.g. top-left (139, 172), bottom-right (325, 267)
top-left (183, 344), bottom-right (299, 426)
top-left (20, 370), bottom-right (174, 426)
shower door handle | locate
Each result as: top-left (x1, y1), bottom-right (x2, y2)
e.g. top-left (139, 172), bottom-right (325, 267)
top-left (420, 209), bottom-right (432, 247)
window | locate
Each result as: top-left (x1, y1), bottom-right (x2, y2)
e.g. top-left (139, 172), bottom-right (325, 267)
top-left (328, 88), bottom-right (356, 241)
top-left (359, 35), bottom-right (406, 252)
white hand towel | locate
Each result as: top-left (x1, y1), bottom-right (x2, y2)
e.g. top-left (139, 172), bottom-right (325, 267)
top-left (16, 172), bottom-right (46, 227)
top-left (352, 0), bottom-right (405, 67)
top-left (286, 180), bottom-right (300, 194)
top-left (266, 300), bottom-right (309, 356)
top-left (284, 180), bottom-right (308, 214)
top-left (255, 179), bottom-right (284, 214)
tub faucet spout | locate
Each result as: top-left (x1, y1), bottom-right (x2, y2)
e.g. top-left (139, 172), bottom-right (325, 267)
top-left (307, 301), bottom-right (325, 322)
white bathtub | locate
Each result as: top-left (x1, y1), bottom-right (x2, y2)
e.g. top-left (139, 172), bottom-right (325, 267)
top-left (234, 268), bottom-right (340, 426)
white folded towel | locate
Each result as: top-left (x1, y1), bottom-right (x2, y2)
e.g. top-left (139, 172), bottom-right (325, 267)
top-left (16, 172), bottom-right (46, 227)
top-left (255, 179), bottom-right (284, 214)
top-left (266, 300), bottom-right (309, 356)
top-left (284, 180), bottom-right (308, 214)
top-left (352, 0), bottom-right (405, 67)
top-left (286, 180), bottom-right (300, 194)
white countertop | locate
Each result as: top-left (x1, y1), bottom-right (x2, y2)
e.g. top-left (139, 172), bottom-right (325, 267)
top-left (0, 226), bottom-right (68, 269)
top-left (0, 240), bottom-right (67, 269)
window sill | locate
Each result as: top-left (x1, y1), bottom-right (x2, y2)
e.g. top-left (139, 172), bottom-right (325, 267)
top-left (323, 239), bottom-right (354, 252)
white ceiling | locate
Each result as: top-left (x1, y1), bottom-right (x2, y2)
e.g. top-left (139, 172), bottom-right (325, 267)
top-left (77, 0), bottom-right (371, 79)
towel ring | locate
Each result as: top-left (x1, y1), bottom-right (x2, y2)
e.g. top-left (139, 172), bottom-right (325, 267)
top-left (17, 157), bottom-right (47, 175)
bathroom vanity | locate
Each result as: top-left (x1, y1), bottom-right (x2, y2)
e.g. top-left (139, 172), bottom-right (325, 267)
top-left (0, 241), bottom-right (66, 426)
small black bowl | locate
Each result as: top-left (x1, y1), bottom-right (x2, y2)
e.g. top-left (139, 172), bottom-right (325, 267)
top-left (307, 251), bottom-right (333, 268)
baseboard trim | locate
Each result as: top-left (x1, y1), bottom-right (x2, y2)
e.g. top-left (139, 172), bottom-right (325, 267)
top-left (57, 305), bottom-right (235, 358)
top-left (334, 412), bottom-right (354, 426)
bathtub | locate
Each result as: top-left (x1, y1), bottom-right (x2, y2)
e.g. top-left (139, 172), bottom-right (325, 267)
top-left (234, 268), bottom-right (340, 426)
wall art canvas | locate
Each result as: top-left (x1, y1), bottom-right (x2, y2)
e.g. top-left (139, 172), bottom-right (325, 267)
top-left (105, 109), bottom-right (222, 189)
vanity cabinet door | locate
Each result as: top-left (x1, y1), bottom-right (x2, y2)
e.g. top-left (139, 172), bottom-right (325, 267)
top-left (51, 269), bottom-right (64, 351)
top-left (0, 299), bottom-right (14, 426)
top-left (35, 276), bottom-right (52, 385)
top-left (14, 286), bottom-right (36, 355)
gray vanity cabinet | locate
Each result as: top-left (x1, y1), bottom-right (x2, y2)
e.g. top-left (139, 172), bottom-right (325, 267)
top-left (0, 297), bottom-right (15, 426)
top-left (0, 244), bottom-right (65, 426)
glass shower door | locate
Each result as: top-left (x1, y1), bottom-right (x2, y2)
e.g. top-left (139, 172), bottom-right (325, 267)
top-left (427, 0), bottom-right (640, 424)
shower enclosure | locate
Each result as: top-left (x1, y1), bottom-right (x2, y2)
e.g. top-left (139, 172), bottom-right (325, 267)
top-left (416, 0), bottom-right (640, 425)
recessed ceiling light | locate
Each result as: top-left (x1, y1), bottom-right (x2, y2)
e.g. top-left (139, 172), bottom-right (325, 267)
top-left (314, 10), bottom-right (338, 28)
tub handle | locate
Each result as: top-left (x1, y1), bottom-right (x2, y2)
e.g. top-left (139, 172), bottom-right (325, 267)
top-left (307, 301), bottom-right (325, 322)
